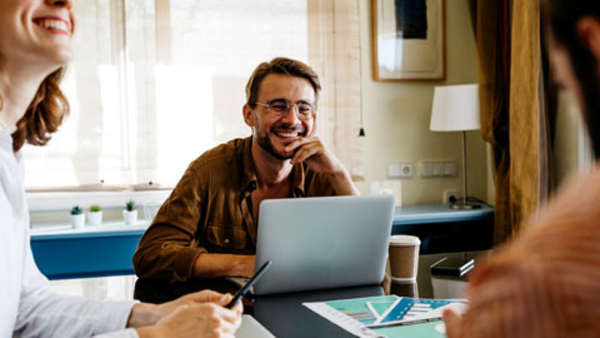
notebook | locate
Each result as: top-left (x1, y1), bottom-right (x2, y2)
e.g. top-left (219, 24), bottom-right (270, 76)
top-left (250, 194), bottom-right (395, 296)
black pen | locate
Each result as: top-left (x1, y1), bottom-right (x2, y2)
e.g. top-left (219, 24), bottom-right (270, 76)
top-left (225, 260), bottom-right (272, 309)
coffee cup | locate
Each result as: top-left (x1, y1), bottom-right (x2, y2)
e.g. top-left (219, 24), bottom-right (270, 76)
top-left (388, 235), bottom-right (421, 281)
top-left (390, 277), bottom-right (419, 298)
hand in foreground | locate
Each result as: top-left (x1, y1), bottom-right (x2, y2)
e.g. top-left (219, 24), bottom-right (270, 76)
top-left (155, 290), bottom-right (242, 320)
top-left (442, 308), bottom-right (461, 338)
top-left (137, 301), bottom-right (241, 338)
top-left (129, 290), bottom-right (243, 335)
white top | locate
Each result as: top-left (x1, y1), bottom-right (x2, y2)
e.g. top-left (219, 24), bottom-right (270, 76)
top-left (0, 129), bottom-right (138, 338)
top-left (388, 235), bottom-right (421, 246)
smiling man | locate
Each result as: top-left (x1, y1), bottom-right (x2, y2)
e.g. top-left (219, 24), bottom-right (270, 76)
top-left (133, 57), bottom-right (359, 302)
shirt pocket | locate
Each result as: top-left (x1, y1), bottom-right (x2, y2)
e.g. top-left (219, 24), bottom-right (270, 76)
top-left (205, 223), bottom-right (247, 250)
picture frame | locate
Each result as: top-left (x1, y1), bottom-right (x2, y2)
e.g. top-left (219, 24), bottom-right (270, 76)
top-left (372, 0), bottom-right (446, 81)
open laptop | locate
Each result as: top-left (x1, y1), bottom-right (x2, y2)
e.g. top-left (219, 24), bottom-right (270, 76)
top-left (249, 194), bottom-right (395, 296)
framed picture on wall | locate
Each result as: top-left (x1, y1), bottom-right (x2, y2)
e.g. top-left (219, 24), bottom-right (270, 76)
top-left (372, 0), bottom-right (446, 81)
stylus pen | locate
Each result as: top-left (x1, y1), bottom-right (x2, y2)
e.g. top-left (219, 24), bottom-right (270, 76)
top-left (225, 260), bottom-right (272, 309)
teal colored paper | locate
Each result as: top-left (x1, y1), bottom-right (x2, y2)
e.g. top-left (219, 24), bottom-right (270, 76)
top-left (324, 295), bottom-right (398, 325)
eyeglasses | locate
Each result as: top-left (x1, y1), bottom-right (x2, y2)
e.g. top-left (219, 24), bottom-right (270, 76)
top-left (255, 99), bottom-right (315, 121)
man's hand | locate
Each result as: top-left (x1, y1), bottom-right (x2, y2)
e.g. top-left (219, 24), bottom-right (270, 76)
top-left (193, 254), bottom-right (256, 279)
top-left (285, 136), bottom-right (360, 195)
top-left (285, 136), bottom-right (343, 174)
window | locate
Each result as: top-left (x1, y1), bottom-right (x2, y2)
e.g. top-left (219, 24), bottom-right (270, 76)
top-left (23, 0), bottom-right (364, 191)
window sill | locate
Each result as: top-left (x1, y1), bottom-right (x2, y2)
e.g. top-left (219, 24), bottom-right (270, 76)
top-left (27, 190), bottom-right (171, 213)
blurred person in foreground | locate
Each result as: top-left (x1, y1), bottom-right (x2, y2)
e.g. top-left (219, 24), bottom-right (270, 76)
top-left (443, 1), bottom-right (600, 337)
top-left (0, 0), bottom-right (241, 337)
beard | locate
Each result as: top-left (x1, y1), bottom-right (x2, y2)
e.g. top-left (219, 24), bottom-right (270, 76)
top-left (255, 123), bottom-right (307, 160)
top-left (257, 133), bottom-right (293, 160)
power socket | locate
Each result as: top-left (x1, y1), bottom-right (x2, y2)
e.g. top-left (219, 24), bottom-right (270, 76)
top-left (443, 190), bottom-right (459, 204)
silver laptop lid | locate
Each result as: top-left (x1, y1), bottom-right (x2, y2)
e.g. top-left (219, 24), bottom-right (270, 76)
top-left (253, 194), bottom-right (395, 296)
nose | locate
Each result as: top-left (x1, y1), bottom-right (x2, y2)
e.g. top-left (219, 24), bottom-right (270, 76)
top-left (46, 0), bottom-right (73, 8)
top-left (281, 104), bottom-right (301, 124)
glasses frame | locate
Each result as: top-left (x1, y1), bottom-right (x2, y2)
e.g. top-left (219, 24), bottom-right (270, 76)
top-left (255, 99), bottom-right (315, 121)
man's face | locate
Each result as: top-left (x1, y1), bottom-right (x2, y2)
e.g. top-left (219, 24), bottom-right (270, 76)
top-left (245, 73), bottom-right (316, 160)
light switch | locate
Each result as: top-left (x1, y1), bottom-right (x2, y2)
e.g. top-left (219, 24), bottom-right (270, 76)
top-left (444, 161), bottom-right (457, 177)
top-left (420, 161), bottom-right (433, 178)
top-left (387, 163), bottom-right (401, 178)
top-left (433, 162), bottom-right (444, 177)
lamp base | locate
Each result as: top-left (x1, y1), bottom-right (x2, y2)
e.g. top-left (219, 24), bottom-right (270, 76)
top-left (449, 201), bottom-right (482, 210)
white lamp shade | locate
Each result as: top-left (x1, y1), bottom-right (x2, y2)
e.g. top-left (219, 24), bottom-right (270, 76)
top-left (430, 84), bottom-right (480, 131)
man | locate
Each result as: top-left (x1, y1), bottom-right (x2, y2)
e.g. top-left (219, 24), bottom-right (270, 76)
top-left (133, 57), bottom-right (359, 302)
top-left (443, 1), bottom-right (600, 337)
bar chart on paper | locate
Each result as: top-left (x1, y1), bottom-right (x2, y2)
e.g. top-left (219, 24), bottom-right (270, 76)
top-left (305, 295), bottom-right (468, 338)
top-left (322, 296), bottom-right (398, 325)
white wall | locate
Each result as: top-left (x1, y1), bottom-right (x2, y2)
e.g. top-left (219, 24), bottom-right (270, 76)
top-left (354, 0), bottom-right (488, 205)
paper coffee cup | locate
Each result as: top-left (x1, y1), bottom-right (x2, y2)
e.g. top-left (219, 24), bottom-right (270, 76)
top-left (388, 235), bottom-right (421, 280)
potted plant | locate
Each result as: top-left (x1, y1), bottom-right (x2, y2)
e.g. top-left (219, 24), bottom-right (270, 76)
top-left (88, 204), bottom-right (103, 226)
top-left (70, 205), bottom-right (85, 229)
top-left (123, 199), bottom-right (137, 225)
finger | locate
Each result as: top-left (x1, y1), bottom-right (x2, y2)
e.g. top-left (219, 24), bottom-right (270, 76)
top-left (206, 303), bottom-right (241, 327)
top-left (284, 136), bottom-right (317, 152)
top-left (442, 309), bottom-right (461, 338)
top-left (217, 294), bottom-right (233, 306)
top-left (291, 143), bottom-right (319, 164)
top-left (185, 290), bottom-right (226, 303)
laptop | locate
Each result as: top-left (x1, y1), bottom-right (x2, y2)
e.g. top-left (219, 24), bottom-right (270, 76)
top-left (251, 194), bottom-right (395, 296)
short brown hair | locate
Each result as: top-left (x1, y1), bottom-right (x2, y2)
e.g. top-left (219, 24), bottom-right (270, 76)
top-left (245, 57), bottom-right (321, 109)
top-left (10, 68), bottom-right (69, 152)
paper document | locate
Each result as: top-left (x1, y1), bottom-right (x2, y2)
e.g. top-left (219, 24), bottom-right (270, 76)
top-left (304, 296), bottom-right (467, 338)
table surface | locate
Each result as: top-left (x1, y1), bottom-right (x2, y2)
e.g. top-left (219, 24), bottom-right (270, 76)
top-left (252, 285), bottom-right (387, 338)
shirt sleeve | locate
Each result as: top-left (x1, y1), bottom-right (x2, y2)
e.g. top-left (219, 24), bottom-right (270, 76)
top-left (94, 328), bottom-right (139, 338)
top-left (133, 164), bottom-right (207, 282)
top-left (14, 230), bottom-right (137, 338)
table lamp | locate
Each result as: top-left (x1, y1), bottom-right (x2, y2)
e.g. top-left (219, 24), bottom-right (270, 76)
top-left (430, 84), bottom-right (481, 209)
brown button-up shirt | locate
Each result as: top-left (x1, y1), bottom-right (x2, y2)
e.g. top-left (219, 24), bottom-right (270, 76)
top-left (133, 137), bottom-right (335, 283)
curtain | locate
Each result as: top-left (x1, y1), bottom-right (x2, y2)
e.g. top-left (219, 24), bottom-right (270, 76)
top-left (469, 0), bottom-right (555, 244)
top-left (22, 0), bottom-right (364, 190)
top-left (307, 0), bottom-right (364, 181)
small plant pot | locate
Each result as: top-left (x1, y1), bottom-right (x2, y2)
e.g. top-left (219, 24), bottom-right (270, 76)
top-left (88, 211), bottom-right (103, 226)
top-left (71, 214), bottom-right (85, 229)
top-left (123, 210), bottom-right (138, 225)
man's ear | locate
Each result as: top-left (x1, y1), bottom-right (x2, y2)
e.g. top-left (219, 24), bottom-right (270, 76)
top-left (243, 104), bottom-right (255, 127)
top-left (577, 17), bottom-right (600, 72)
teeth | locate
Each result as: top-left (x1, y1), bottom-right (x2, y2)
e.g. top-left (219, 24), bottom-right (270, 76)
top-left (275, 131), bottom-right (299, 138)
top-left (38, 19), bottom-right (69, 33)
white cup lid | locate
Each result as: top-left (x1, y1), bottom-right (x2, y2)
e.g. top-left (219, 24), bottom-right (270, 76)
top-left (390, 276), bottom-right (417, 283)
top-left (389, 235), bottom-right (421, 246)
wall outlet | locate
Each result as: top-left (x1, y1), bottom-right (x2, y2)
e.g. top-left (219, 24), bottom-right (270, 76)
top-left (387, 162), bottom-right (413, 178)
top-left (443, 190), bottom-right (459, 204)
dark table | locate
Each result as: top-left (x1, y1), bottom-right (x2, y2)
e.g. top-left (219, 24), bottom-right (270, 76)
top-left (252, 285), bottom-right (386, 338)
